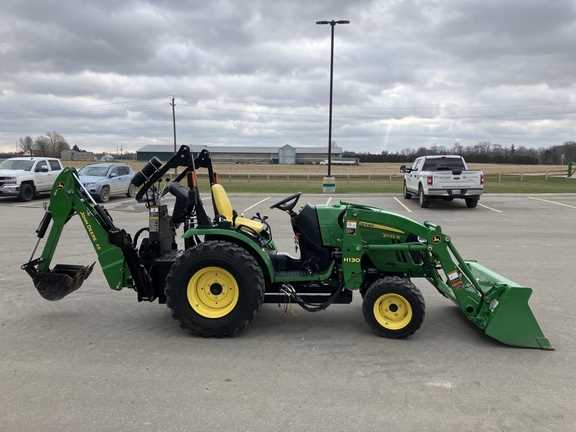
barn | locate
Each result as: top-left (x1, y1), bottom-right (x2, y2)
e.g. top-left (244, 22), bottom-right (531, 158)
top-left (135, 144), bottom-right (343, 164)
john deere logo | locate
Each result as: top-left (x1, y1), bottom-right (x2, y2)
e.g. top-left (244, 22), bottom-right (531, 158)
top-left (432, 235), bottom-right (441, 243)
top-left (343, 257), bottom-right (360, 263)
top-left (57, 182), bottom-right (64, 189)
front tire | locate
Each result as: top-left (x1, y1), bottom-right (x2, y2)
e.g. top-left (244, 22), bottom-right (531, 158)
top-left (362, 277), bottom-right (425, 339)
top-left (98, 186), bottom-right (110, 203)
top-left (127, 183), bottom-right (136, 198)
top-left (418, 185), bottom-right (430, 208)
top-left (18, 183), bottom-right (35, 202)
top-left (165, 241), bottom-right (264, 337)
top-left (403, 182), bottom-right (411, 199)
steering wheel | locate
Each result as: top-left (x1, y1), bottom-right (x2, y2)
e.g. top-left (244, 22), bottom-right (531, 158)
top-left (270, 192), bottom-right (302, 213)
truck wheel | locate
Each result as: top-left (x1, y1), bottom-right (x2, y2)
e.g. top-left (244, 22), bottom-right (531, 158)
top-left (418, 186), bottom-right (430, 208)
top-left (465, 197), bottom-right (479, 208)
top-left (165, 240), bottom-right (265, 337)
top-left (127, 183), bottom-right (136, 198)
top-left (362, 276), bottom-right (425, 339)
top-left (403, 182), bottom-right (411, 199)
top-left (18, 183), bottom-right (35, 202)
top-left (98, 186), bottom-right (110, 203)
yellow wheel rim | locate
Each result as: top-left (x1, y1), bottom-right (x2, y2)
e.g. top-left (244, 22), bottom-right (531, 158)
top-left (187, 266), bottom-right (239, 319)
top-left (373, 293), bottom-right (413, 330)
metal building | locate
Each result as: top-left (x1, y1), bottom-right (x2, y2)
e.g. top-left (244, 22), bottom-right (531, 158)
top-left (136, 144), bottom-right (343, 164)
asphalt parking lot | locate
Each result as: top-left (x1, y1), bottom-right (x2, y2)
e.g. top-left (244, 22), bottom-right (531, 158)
top-left (1, 192), bottom-right (575, 431)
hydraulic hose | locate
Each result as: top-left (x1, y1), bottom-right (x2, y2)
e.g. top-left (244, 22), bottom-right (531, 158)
top-left (280, 283), bottom-right (345, 312)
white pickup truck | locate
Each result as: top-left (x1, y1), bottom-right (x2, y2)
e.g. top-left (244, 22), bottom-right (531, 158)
top-left (401, 155), bottom-right (484, 208)
top-left (0, 157), bottom-right (63, 201)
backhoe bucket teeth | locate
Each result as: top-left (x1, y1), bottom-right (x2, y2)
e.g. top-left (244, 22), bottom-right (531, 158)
top-left (26, 263), bottom-right (94, 301)
top-left (464, 262), bottom-right (552, 350)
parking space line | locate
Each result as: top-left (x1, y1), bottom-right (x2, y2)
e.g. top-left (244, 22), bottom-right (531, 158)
top-left (15, 203), bottom-right (39, 208)
top-left (393, 197), bottom-right (413, 213)
top-left (242, 196), bottom-right (270, 213)
top-left (529, 196), bottom-right (576, 209)
top-left (325, 196), bottom-right (333, 205)
top-left (104, 198), bottom-right (134, 209)
top-left (478, 202), bottom-right (504, 214)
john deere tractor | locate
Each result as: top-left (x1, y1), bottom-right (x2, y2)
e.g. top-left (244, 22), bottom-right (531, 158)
top-left (22, 146), bottom-right (552, 349)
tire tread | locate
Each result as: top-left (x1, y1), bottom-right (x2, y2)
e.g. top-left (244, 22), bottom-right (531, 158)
top-left (362, 276), bottom-right (425, 339)
top-left (165, 241), bottom-right (264, 337)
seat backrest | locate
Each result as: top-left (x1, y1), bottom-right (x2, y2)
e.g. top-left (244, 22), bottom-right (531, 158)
top-left (211, 184), bottom-right (233, 221)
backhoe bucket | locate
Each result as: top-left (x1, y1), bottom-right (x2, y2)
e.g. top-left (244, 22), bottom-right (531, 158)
top-left (465, 262), bottom-right (552, 350)
top-left (23, 262), bottom-right (94, 301)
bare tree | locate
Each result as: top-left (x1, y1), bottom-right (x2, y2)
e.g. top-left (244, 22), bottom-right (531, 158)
top-left (46, 131), bottom-right (70, 157)
top-left (33, 136), bottom-right (50, 156)
top-left (18, 132), bottom-right (71, 157)
top-left (19, 136), bottom-right (34, 155)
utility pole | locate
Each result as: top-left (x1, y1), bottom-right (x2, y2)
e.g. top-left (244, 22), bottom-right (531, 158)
top-left (316, 19), bottom-right (349, 192)
top-left (170, 97), bottom-right (177, 176)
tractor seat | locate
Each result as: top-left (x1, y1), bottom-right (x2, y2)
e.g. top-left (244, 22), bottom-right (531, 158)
top-left (211, 184), bottom-right (265, 234)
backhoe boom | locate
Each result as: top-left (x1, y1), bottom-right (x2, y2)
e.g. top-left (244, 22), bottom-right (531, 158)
top-left (23, 168), bottom-right (151, 300)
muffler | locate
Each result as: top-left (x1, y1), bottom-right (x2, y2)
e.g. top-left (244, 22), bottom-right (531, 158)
top-left (22, 260), bottom-right (94, 301)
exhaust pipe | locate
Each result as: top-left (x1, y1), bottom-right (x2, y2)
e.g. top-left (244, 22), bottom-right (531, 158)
top-left (22, 259), bottom-right (94, 301)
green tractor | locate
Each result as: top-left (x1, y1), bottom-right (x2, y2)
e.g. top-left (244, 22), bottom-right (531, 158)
top-left (23, 146), bottom-right (552, 349)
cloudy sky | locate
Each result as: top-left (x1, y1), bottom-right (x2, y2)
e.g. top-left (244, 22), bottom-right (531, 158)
top-left (1, 0), bottom-right (575, 153)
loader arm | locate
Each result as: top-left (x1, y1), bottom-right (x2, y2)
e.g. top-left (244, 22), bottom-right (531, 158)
top-left (23, 168), bottom-right (152, 301)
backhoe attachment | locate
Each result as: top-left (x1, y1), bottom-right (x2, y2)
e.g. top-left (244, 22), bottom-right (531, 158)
top-left (22, 168), bottom-right (148, 300)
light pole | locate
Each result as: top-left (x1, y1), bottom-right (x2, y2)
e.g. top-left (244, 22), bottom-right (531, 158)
top-left (316, 19), bottom-right (349, 182)
top-left (170, 97), bottom-right (177, 176)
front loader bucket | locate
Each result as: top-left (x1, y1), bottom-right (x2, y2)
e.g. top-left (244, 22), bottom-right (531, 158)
top-left (464, 262), bottom-right (553, 350)
top-left (23, 262), bottom-right (94, 301)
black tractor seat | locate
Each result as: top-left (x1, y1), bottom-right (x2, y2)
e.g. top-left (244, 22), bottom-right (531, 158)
top-left (291, 205), bottom-right (332, 273)
top-left (266, 204), bottom-right (333, 274)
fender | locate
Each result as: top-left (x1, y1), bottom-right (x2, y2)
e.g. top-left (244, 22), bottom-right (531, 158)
top-left (183, 228), bottom-right (275, 283)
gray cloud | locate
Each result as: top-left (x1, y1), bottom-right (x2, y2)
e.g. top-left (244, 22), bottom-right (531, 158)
top-left (1, 0), bottom-right (575, 152)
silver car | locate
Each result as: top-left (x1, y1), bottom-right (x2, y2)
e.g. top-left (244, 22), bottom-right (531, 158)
top-left (78, 163), bottom-right (136, 202)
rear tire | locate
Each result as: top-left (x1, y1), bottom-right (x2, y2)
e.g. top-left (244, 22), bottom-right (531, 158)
top-left (362, 276), bottom-right (425, 339)
top-left (98, 186), bottom-right (110, 203)
top-left (418, 185), bottom-right (430, 208)
top-left (465, 197), bottom-right (479, 208)
top-left (165, 241), bottom-right (264, 337)
top-left (18, 183), bottom-right (35, 202)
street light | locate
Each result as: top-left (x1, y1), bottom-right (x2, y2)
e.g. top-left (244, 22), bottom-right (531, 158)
top-left (316, 19), bottom-right (349, 189)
